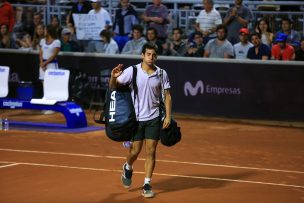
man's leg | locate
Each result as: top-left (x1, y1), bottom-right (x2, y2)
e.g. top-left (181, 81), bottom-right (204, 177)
top-left (142, 139), bottom-right (158, 198)
top-left (121, 140), bottom-right (143, 188)
top-left (127, 140), bottom-right (143, 165)
top-left (144, 139), bottom-right (158, 179)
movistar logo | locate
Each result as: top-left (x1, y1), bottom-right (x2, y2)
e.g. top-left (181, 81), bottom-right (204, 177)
top-left (184, 81), bottom-right (204, 96)
top-left (109, 91), bottom-right (116, 122)
top-left (184, 80), bottom-right (241, 96)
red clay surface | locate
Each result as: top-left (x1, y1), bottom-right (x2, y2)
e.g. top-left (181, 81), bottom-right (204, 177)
top-left (0, 110), bottom-right (304, 203)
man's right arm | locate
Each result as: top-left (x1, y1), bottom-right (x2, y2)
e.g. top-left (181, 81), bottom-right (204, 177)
top-left (109, 64), bottom-right (123, 90)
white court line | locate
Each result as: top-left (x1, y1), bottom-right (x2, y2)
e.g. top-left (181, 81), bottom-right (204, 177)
top-left (1, 148), bottom-right (304, 174)
top-left (0, 161), bottom-right (303, 189)
top-left (0, 163), bottom-right (19, 169)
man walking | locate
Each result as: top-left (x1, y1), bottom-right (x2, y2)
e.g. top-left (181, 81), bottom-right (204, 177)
top-left (109, 43), bottom-right (172, 198)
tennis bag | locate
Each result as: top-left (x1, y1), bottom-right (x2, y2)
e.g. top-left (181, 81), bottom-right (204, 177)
top-left (94, 66), bottom-right (138, 142)
top-left (159, 69), bottom-right (182, 147)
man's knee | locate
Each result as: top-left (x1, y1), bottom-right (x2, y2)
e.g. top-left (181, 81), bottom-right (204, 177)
top-left (130, 143), bottom-right (142, 157)
top-left (145, 145), bottom-right (157, 158)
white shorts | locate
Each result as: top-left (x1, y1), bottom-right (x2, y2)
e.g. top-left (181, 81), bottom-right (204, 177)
top-left (39, 63), bottom-right (58, 80)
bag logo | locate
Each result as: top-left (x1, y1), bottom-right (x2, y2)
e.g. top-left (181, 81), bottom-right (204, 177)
top-left (109, 91), bottom-right (116, 122)
top-left (184, 81), bottom-right (204, 96)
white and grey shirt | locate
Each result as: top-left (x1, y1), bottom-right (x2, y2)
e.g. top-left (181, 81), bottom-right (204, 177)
top-left (117, 63), bottom-right (171, 121)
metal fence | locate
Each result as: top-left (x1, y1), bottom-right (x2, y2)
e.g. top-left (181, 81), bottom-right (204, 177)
top-left (12, 1), bottom-right (304, 35)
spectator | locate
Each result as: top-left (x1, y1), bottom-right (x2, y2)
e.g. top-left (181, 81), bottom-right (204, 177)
top-left (162, 27), bottom-right (187, 56)
top-left (121, 24), bottom-right (147, 55)
top-left (233, 28), bottom-right (253, 59)
top-left (223, 0), bottom-right (253, 45)
top-left (32, 23), bottom-right (45, 50)
top-left (16, 33), bottom-right (33, 50)
top-left (271, 33), bottom-right (295, 60)
top-left (295, 38), bottom-right (304, 61)
top-left (60, 28), bottom-right (81, 52)
top-left (68, 0), bottom-right (92, 26)
top-left (99, 29), bottom-right (119, 54)
top-left (88, 0), bottom-right (112, 31)
top-left (204, 24), bottom-right (234, 58)
top-left (142, 0), bottom-right (170, 43)
top-left (13, 6), bottom-right (26, 40)
top-left (247, 32), bottom-right (270, 60)
top-left (51, 15), bottom-right (63, 39)
top-left (145, 27), bottom-right (163, 55)
top-left (0, 0), bottom-right (15, 32)
top-left (113, 0), bottom-right (139, 52)
top-left (255, 18), bottom-right (274, 47)
top-left (0, 24), bottom-right (16, 48)
top-left (27, 12), bottom-right (43, 38)
top-left (194, 0), bottom-right (222, 45)
top-left (185, 31), bottom-right (204, 57)
top-left (275, 18), bottom-right (301, 49)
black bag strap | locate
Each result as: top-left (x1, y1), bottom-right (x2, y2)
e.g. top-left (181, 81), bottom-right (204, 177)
top-left (132, 65), bottom-right (138, 102)
top-left (159, 68), bottom-right (165, 101)
top-left (132, 65), bottom-right (139, 119)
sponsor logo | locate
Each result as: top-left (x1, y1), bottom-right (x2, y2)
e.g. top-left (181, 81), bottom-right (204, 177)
top-left (184, 81), bottom-right (241, 96)
top-left (48, 71), bottom-right (65, 76)
top-left (0, 68), bottom-right (5, 72)
top-left (184, 81), bottom-right (204, 96)
top-left (69, 108), bottom-right (83, 116)
top-left (109, 91), bottom-right (116, 122)
top-left (2, 101), bottom-right (23, 108)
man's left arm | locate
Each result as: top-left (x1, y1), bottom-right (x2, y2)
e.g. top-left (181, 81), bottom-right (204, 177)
top-left (163, 89), bottom-right (172, 129)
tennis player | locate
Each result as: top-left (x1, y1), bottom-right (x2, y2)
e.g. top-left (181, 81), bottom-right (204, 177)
top-left (109, 42), bottom-right (172, 198)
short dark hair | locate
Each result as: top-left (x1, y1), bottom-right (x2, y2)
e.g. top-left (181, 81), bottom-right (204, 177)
top-left (132, 24), bottom-right (143, 33)
top-left (193, 31), bottom-right (203, 38)
top-left (250, 32), bottom-right (261, 39)
top-left (204, 0), bottom-right (214, 6)
top-left (216, 24), bottom-right (227, 33)
top-left (172, 27), bottom-right (183, 35)
top-left (281, 17), bottom-right (292, 25)
top-left (141, 42), bottom-right (158, 54)
top-left (146, 27), bottom-right (158, 37)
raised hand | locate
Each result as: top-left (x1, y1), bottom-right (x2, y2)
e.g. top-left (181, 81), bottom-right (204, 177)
top-left (111, 64), bottom-right (123, 78)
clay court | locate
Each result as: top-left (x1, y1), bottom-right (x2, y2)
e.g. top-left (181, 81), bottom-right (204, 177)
top-left (0, 110), bottom-right (304, 203)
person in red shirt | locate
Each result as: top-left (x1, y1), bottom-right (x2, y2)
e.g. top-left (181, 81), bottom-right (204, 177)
top-left (0, 0), bottom-right (15, 32)
top-left (271, 32), bottom-right (295, 60)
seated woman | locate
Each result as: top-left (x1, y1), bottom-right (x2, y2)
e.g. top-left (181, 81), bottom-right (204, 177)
top-left (99, 29), bottom-right (119, 54)
top-left (255, 18), bottom-right (274, 47)
top-left (0, 24), bottom-right (16, 49)
top-left (32, 23), bottom-right (45, 50)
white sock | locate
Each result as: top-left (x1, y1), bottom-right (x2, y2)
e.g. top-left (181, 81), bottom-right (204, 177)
top-left (125, 162), bottom-right (132, 170)
top-left (144, 178), bottom-right (151, 185)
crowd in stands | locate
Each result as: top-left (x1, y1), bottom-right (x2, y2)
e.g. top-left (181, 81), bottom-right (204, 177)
top-left (1, 0), bottom-right (304, 61)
